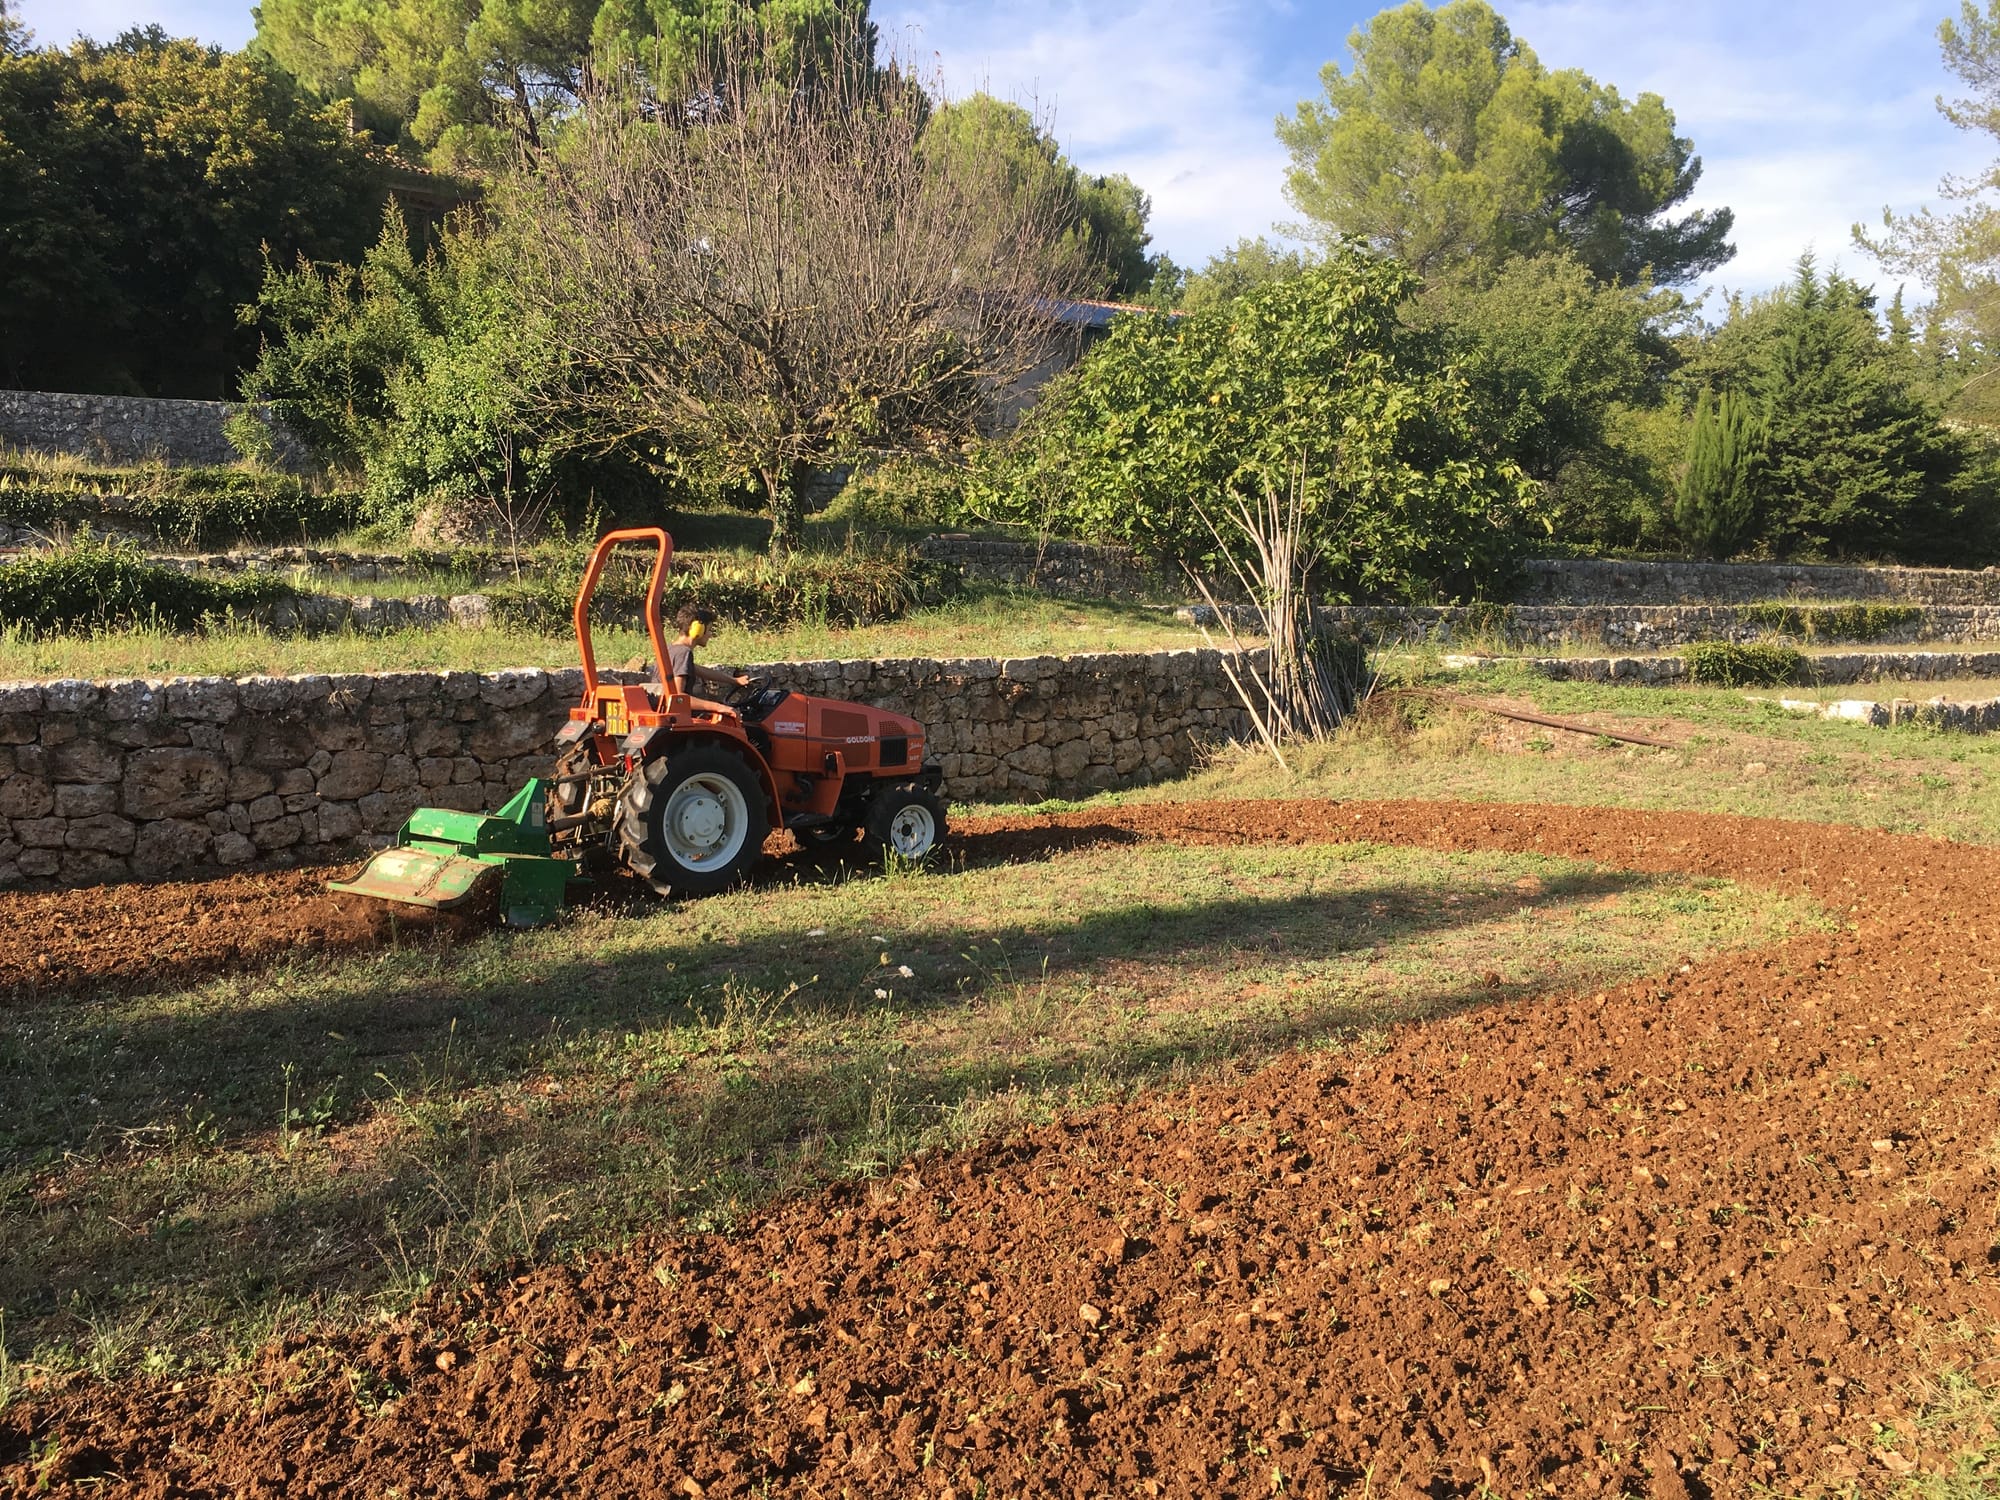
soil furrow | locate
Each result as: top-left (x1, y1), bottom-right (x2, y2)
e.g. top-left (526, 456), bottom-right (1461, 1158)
top-left (4, 799), bottom-right (1998, 1499)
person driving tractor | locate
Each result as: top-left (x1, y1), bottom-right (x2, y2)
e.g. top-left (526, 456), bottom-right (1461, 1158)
top-left (660, 604), bottom-right (750, 699)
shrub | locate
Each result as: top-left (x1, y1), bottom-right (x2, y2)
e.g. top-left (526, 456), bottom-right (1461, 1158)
top-left (818, 455), bottom-right (970, 532)
top-left (0, 534), bottom-right (286, 634)
top-left (1682, 641), bottom-right (1808, 687)
top-left (0, 462), bottom-right (365, 548)
top-left (485, 547), bottom-right (956, 632)
top-left (1735, 602), bottom-right (1920, 642)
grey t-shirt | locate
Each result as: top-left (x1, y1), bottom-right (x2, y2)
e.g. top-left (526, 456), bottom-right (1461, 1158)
top-left (664, 641), bottom-right (695, 691)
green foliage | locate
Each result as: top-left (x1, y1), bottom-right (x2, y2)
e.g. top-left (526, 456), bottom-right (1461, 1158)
top-left (239, 206), bottom-right (439, 472)
top-left (922, 94), bottom-right (1160, 298)
top-left (1681, 641), bottom-right (1807, 687)
top-left (972, 250), bottom-right (1540, 603)
top-left (1278, 0), bottom-right (1732, 286)
top-left (817, 455), bottom-right (969, 532)
top-left (253, 0), bottom-right (876, 170)
top-left (485, 545), bottom-right (955, 631)
top-left (1415, 252), bottom-right (1677, 487)
top-left (0, 533), bottom-right (285, 633)
top-left (1734, 602), bottom-right (1921, 642)
top-left (1682, 256), bottom-right (1995, 562)
top-left (0, 463), bottom-right (366, 547)
top-left (0, 27), bottom-right (379, 397)
top-left (1175, 237), bottom-right (1314, 312)
top-left (1673, 388), bottom-right (1763, 559)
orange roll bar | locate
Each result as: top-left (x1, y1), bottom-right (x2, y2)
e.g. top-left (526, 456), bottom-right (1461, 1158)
top-left (573, 526), bottom-right (675, 699)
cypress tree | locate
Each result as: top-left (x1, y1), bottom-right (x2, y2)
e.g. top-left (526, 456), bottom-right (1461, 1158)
top-left (1674, 387), bottom-right (1761, 559)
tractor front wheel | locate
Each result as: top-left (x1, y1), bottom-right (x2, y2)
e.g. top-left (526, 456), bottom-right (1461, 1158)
top-left (864, 784), bottom-right (947, 861)
top-left (617, 746), bottom-right (770, 896)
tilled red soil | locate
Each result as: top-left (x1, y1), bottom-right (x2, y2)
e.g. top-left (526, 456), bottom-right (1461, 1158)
top-left (0, 862), bottom-right (476, 995)
top-left (5, 800), bottom-right (2000, 1498)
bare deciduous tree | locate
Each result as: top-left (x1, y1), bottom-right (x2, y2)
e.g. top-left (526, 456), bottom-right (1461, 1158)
top-left (508, 22), bottom-right (1094, 554)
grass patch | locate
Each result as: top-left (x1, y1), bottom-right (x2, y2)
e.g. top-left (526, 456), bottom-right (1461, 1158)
top-left (0, 455), bottom-right (363, 548)
top-left (0, 588), bottom-right (1205, 681)
top-left (0, 839), bottom-right (1818, 1379)
top-left (1736, 601), bottom-right (1923, 642)
top-left (1014, 661), bottom-right (2000, 844)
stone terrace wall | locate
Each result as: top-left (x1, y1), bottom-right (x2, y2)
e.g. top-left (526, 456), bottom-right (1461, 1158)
top-left (1516, 557), bottom-right (2000, 606)
top-left (0, 649), bottom-right (1250, 888)
top-left (1312, 603), bottom-right (2000, 649)
top-left (917, 536), bottom-right (1165, 601)
top-left (0, 390), bottom-right (310, 470)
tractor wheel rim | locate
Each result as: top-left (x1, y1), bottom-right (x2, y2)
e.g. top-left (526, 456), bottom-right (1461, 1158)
top-left (663, 774), bottom-right (748, 868)
top-left (888, 804), bottom-right (936, 857)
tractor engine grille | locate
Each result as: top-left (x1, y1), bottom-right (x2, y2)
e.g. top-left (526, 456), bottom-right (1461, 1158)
top-left (880, 735), bottom-right (909, 767)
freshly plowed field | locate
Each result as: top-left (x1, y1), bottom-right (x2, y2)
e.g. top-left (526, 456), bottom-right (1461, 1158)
top-left (5, 800), bottom-right (1999, 1498)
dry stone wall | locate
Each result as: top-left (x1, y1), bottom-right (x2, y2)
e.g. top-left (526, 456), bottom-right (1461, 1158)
top-left (0, 648), bottom-right (1251, 888)
top-left (1305, 603), bottom-right (2000, 649)
top-left (1516, 558), bottom-right (2000, 606)
top-left (0, 390), bottom-right (310, 470)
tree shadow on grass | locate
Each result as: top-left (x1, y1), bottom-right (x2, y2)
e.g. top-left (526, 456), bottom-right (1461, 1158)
top-left (0, 845), bottom-right (1661, 1365)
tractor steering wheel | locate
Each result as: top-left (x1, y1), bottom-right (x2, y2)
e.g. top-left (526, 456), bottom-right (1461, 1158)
top-left (724, 674), bottom-right (774, 707)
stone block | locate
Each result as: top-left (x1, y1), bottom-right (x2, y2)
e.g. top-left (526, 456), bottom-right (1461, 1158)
top-left (467, 714), bottom-right (546, 760)
top-left (478, 668), bottom-right (548, 709)
top-left (66, 813), bottom-right (137, 855)
top-left (225, 716), bottom-right (315, 771)
top-left (0, 777), bottom-right (54, 819)
top-left (237, 675), bottom-right (296, 713)
top-left (0, 683), bottom-right (42, 715)
top-left (259, 814), bottom-right (304, 850)
top-left (18, 847), bottom-right (58, 878)
top-left (42, 679), bottom-right (100, 714)
top-left (282, 793), bottom-right (318, 814)
top-left (418, 756), bottom-right (454, 788)
top-left (379, 754), bottom-right (418, 793)
top-left (1051, 739), bottom-right (1092, 781)
top-left (122, 747), bottom-right (228, 818)
top-left (358, 789), bottom-right (419, 832)
top-left (52, 783), bottom-right (116, 819)
top-left (317, 801), bottom-right (364, 842)
top-left (214, 832), bottom-right (256, 864)
top-left (318, 749), bottom-right (385, 801)
top-left (248, 794), bottom-right (284, 823)
top-left (0, 714), bottom-right (37, 746)
top-left (226, 766), bottom-right (275, 802)
top-left (167, 677), bottom-right (238, 722)
top-left (61, 849), bottom-right (128, 884)
top-left (426, 783), bottom-right (488, 812)
top-left (132, 818), bottom-right (212, 875)
top-left (102, 680), bottom-right (163, 722)
top-left (48, 737), bottom-right (125, 784)
top-left (308, 714), bottom-right (368, 753)
top-left (274, 768), bottom-right (314, 795)
top-left (17, 817), bottom-right (66, 848)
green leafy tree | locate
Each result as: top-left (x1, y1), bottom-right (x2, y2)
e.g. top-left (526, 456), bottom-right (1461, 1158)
top-left (975, 250), bottom-right (1539, 603)
top-left (1413, 252), bottom-right (1675, 483)
top-left (239, 204), bottom-right (441, 470)
top-left (1680, 256), bottom-right (1989, 561)
top-left (0, 28), bottom-right (378, 396)
top-left (1176, 236), bottom-right (1313, 311)
top-left (1673, 388), bottom-right (1762, 558)
top-left (1278, 0), bottom-right (1732, 285)
top-left (923, 94), bottom-right (1159, 298)
top-left (253, 0), bottom-right (875, 170)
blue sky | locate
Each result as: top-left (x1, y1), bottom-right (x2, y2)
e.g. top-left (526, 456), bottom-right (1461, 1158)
top-left (17, 0), bottom-right (1991, 303)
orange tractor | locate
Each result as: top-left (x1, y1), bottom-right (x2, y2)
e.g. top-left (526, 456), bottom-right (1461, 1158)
top-left (332, 528), bottom-right (946, 925)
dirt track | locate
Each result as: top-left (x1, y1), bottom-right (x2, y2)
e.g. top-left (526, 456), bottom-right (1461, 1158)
top-left (5, 799), bottom-right (2000, 1497)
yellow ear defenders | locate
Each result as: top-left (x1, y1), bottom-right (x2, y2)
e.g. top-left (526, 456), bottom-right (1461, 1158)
top-left (687, 618), bottom-right (708, 645)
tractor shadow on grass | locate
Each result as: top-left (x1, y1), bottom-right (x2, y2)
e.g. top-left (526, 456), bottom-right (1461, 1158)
top-left (0, 836), bottom-right (1691, 1367)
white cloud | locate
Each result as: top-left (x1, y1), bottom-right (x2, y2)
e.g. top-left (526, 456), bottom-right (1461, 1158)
top-left (879, 0), bottom-right (1301, 269)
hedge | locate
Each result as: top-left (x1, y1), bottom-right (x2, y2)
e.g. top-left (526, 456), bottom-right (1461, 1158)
top-left (0, 464), bottom-right (366, 548)
top-left (0, 534), bottom-right (286, 634)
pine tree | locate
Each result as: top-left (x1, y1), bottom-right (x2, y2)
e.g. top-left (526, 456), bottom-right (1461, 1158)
top-left (1673, 388), bottom-right (1762, 559)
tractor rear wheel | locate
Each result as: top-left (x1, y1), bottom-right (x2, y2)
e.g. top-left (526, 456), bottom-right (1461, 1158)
top-left (864, 784), bottom-right (947, 861)
top-left (617, 745), bottom-right (770, 896)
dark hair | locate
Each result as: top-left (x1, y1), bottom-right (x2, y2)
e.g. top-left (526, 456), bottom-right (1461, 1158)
top-left (674, 604), bottom-right (716, 632)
